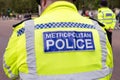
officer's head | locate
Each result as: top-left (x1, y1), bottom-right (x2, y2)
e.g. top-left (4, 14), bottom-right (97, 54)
top-left (36, 0), bottom-right (76, 12)
top-left (100, 0), bottom-right (108, 7)
top-left (36, 0), bottom-right (76, 5)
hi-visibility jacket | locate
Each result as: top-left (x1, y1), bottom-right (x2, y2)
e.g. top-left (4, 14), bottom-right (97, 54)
top-left (97, 7), bottom-right (116, 30)
top-left (3, 1), bottom-right (113, 80)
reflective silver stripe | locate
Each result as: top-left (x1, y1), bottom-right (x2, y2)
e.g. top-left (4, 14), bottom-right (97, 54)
top-left (92, 20), bottom-right (108, 69)
top-left (20, 68), bottom-right (112, 80)
top-left (99, 19), bottom-right (115, 20)
top-left (24, 20), bottom-right (37, 75)
top-left (98, 19), bottom-right (114, 24)
top-left (20, 20), bottom-right (112, 80)
top-left (3, 60), bottom-right (17, 78)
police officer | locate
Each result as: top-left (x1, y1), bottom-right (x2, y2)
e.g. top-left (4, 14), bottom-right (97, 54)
top-left (3, 0), bottom-right (113, 80)
top-left (97, 0), bottom-right (116, 45)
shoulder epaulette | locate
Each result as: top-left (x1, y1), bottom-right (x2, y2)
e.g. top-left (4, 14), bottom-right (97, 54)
top-left (12, 18), bottom-right (32, 28)
top-left (89, 17), bottom-right (105, 27)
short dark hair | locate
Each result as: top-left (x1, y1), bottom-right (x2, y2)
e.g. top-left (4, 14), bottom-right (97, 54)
top-left (100, 0), bottom-right (108, 7)
top-left (36, 0), bottom-right (77, 5)
top-left (36, 0), bottom-right (41, 5)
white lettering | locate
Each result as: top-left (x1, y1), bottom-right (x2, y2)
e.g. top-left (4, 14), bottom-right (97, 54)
top-left (71, 32), bottom-right (75, 37)
top-left (63, 33), bottom-right (67, 38)
top-left (44, 32), bottom-right (94, 52)
top-left (56, 39), bottom-right (65, 49)
top-left (45, 34), bottom-right (52, 38)
top-left (68, 33), bottom-right (72, 37)
top-left (85, 39), bottom-right (93, 49)
top-left (73, 39), bottom-right (76, 48)
top-left (46, 40), bottom-right (54, 50)
top-left (51, 33), bottom-right (56, 38)
top-left (66, 39), bottom-right (74, 49)
top-left (77, 39), bottom-right (85, 49)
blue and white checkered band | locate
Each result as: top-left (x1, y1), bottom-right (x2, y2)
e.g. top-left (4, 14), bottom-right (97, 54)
top-left (17, 28), bottom-right (25, 36)
top-left (35, 22), bottom-right (95, 29)
top-left (43, 31), bottom-right (95, 52)
top-left (17, 22), bottom-right (95, 36)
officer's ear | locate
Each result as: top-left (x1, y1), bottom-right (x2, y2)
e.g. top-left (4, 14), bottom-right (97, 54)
top-left (40, 0), bottom-right (48, 12)
top-left (41, 0), bottom-right (46, 7)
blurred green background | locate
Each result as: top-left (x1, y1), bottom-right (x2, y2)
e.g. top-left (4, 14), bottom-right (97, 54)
top-left (0, 0), bottom-right (120, 14)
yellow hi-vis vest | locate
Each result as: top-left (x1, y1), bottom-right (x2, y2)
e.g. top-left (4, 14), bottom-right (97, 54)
top-left (3, 1), bottom-right (113, 80)
top-left (97, 7), bottom-right (116, 30)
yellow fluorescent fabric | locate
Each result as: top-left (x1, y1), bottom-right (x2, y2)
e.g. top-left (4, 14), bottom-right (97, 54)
top-left (3, 1), bottom-right (113, 80)
top-left (35, 29), bottom-right (102, 75)
top-left (98, 7), bottom-right (116, 29)
top-left (3, 29), bottom-right (18, 78)
top-left (3, 23), bottom-right (29, 79)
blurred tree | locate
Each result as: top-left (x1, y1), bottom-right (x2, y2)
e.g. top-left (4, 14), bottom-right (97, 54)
top-left (0, 0), bottom-right (38, 13)
top-left (0, 0), bottom-right (120, 14)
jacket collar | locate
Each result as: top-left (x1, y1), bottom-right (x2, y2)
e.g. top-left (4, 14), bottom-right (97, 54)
top-left (41, 1), bottom-right (77, 16)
